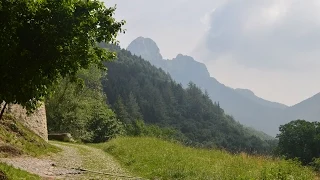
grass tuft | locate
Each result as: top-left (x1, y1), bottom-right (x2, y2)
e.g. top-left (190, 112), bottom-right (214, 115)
top-left (0, 162), bottom-right (40, 180)
top-left (96, 137), bottom-right (317, 180)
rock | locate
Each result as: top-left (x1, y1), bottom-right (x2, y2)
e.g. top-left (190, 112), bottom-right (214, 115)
top-left (48, 133), bottom-right (75, 142)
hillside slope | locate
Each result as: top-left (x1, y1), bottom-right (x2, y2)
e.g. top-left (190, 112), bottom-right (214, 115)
top-left (0, 114), bottom-right (59, 179)
top-left (127, 37), bottom-right (319, 136)
top-left (101, 44), bottom-right (274, 153)
top-left (0, 114), bottom-right (58, 157)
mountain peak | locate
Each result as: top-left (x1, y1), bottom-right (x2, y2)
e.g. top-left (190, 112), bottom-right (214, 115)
top-left (127, 37), bottom-right (163, 62)
top-left (175, 54), bottom-right (196, 62)
top-left (171, 54), bottom-right (211, 79)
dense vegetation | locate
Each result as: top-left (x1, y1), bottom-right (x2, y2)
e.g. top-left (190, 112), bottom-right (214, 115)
top-left (46, 66), bottom-right (124, 143)
top-left (101, 44), bottom-right (276, 154)
top-left (0, 0), bottom-right (124, 119)
top-left (95, 137), bottom-right (316, 180)
top-left (276, 120), bottom-right (320, 166)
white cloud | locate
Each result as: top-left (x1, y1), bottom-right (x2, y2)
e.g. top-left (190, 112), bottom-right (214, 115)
top-left (194, 0), bottom-right (320, 72)
top-left (192, 0), bottom-right (320, 105)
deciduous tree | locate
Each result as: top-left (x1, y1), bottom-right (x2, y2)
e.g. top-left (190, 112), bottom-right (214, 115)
top-left (276, 120), bottom-right (320, 164)
top-left (0, 0), bottom-right (125, 119)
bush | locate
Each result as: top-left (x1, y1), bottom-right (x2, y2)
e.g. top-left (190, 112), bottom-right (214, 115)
top-left (87, 106), bottom-right (124, 143)
top-left (310, 158), bottom-right (320, 171)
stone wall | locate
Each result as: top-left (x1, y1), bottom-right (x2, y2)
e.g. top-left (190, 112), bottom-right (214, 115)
top-left (1, 102), bottom-right (48, 141)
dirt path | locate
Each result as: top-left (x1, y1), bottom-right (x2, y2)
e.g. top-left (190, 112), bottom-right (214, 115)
top-left (0, 141), bottom-right (136, 179)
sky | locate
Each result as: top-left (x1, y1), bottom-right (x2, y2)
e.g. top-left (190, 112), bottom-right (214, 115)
top-left (104, 0), bottom-right (320, 106)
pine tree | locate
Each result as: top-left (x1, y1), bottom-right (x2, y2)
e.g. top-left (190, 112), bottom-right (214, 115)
top-left (126, 92), bottom-right (143, 121)
top-left (114, 96), bottom-right (130, 123)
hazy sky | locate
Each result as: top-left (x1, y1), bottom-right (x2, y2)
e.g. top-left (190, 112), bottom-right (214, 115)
top-left (104, 0), bottom-right (320, 106)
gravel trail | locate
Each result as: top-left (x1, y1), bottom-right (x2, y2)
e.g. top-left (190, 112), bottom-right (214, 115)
top-left (0, 141), bottom-right (135, 180)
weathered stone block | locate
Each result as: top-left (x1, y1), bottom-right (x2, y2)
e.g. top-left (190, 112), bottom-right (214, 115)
top-left (1, 102), bottom-right (48, 141)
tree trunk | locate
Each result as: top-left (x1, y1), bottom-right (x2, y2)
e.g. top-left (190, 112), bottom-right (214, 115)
top-left (0, 102), bottom-right (7, 120)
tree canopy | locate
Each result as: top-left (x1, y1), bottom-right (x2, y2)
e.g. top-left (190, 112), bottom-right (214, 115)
top-left (0, 0), bottom-right (124, 116)
top-left (46, 65), bottom-right (124, 142)
top-left (276, 119), bottom-right (320, 165)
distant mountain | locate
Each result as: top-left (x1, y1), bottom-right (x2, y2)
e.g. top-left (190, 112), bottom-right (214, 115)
top-left (127, 37), bottom-right (319, 136)
top-left (235, 88), bottom-right (288, 109)
top-left (285, 93), bottom-right (320, 122)
top-left (127, 37), bottom-right (219, 89)
top-left (126, 37), bottom-right (163, 63)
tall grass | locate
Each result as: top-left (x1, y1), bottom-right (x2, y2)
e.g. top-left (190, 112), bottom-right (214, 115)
top-left (96, 137), bottom-right (317, 180)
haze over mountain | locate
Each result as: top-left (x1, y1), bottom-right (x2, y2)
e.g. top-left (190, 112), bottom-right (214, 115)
top-left (127, 37), bottom-right (320, 136)
top-left (106, 0), bottom-right (320, 106)
top-left (285, 93), bottom-right (320, 122)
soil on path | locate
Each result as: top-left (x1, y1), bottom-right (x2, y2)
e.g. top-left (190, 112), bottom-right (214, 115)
top-left (0, 141), bottom-right (134, 180)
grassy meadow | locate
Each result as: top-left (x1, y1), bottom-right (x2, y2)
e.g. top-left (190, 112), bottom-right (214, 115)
top-left (95, 137), bottom-right (318, 180)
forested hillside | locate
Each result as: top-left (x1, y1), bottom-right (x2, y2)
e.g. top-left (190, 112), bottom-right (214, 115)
top-left (101, 44), bottom-right (275, 153)
top-left (127, 37), bottom-right (320, 136)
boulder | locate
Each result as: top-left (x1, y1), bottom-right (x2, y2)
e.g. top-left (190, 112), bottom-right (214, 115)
top-left (48, 133), bottom-right (75, 142)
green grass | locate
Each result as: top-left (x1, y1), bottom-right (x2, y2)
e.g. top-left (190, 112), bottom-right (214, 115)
top-left (0, 114), bottom-right (60, 157)
top-left (0, 162), bottom-right (40, 180)
top-left (95, 137), bottom-right (318, 180)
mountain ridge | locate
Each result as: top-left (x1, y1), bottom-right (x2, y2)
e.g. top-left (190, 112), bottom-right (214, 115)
top-left (235, 88), bottom-right (288, 109)
top-left (126, 36), bottom-right (320, 136)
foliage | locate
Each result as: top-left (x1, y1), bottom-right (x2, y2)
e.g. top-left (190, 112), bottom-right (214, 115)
top-left (96, 137), bottom-right (316, 180)
top-left (310, 158), bottom-right (320, 172)
top-left (125, 119), bottom-right (187, 142)
top-left (0, 0), bottom-right (124, 113)
top-left (46, 65), bottom-right (124, 143)
top-left (0, 163), bottom-right (40, 180)
top-left (0, 114), bottom-right (60, 157)
top-left (87, 105), bottom-right (124, 143)
top-left (276, 119), bottom-right (320, 165)
top-left (101, 44), bottom-right (275, 154)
